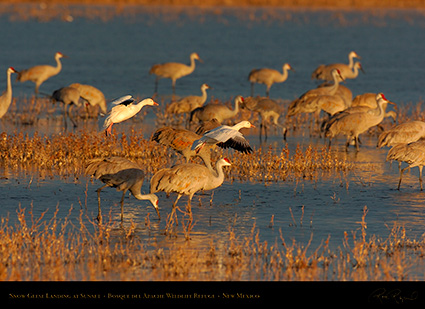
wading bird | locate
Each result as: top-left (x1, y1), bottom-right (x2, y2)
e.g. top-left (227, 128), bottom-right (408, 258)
top-left (149, 52), bottom-right (202, 94)
top-left (325, 93), bottom-right (390, 151)
top-left (150, 158), bottom-right (231, 215)
top-left (386, 140), bottom-right (425, 191)
top-left (85, 156), bottom-right (159, 222)
top-left (17, 52), bottom-right (66, 94)
top-left (190, 95), bottom-right (243, 124)
top-left (152, 126), bottom-right (214, 171)
top-left (311, 51), bottom-right (361, 82)
top-left (0, 67), bottom-right (17, 119)
top-left (103, 95), bottom-right (158, 136)
top-left (248, 63), bottom-right (294, 97)
top-left (51, 86), bottom-right (81, 128)
top-left (166, 83), bottom-right (210, 115)
top-left (378, 121), bottom-right (425, 148)
top-left (287, 69), bottom-right (344, 129)
top-left (69, 83), bottom-right (107, 115)
top-left (241, 96), bottom-right (287, 141)
top-left (191, 120), bottom-right (254, 154)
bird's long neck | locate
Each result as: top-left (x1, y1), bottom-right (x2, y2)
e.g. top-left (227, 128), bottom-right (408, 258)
top-left (328, 75), bottom-right (341, 95)
top-left (210, 161), bottom-right (227, 183)
top-left (54, 55), bottom-right (62, 74)
top-left (231, 98), bottom-right (240, 115)
top-left (278, 65), bottom-right (290, 82)
top-left (134, 193), bottom-right (156, 202)
top-left (348, 54), bottom-right (355, 69)
top-left (351, 65), bottom-right (360, 78)
top-left (6, 70), bottom-right (13, 98)
top-left (188, 55), bottom-right (197, 72)
top-left (201, 87), bottom-right (208, 102)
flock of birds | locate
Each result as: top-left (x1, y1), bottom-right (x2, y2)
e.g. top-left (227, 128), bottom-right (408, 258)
top-left (2, 50), bottom-right (425, 222)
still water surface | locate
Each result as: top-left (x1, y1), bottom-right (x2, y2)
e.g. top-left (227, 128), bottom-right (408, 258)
top-left (1, 6), bottom-right (425, 271)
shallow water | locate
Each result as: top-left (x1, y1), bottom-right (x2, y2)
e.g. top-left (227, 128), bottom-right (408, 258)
top-left (1, 6), bottom-right (425, 278)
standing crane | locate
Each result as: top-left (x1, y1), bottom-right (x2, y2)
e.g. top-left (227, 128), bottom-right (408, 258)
top-left (241, 96), bottom-right (287, 141)
top-left (16, 52), bottom-right (66, 94)
top-left (166, 83), bottom-right (210, 115)
top-left (69, 83), bottom-right (107, 115)
top-left (190, 95), bottom-right (243, 124)
top-left (248, 63), bottom-right (294, 97)
top-left (151, 126), bottom-right (214, 171)
top-left (150, 158), bottom-right (231, 216)
top-left (85, 157), bottom-right (159, 222)
top-left (103, 95), bottom-right (158, 136)
top-left (51, 86), bottom-right (81, 128)
top-left (378, 121), bottom-right (425, 148)
top-left (287, 69), bottom-right (344, 131)
top-left (0, 67), bottom-right (17, 119)
top-left (324, 93), bottom-right (391, 151)
top-left (149, 52), bottom-right (202, 95)
top-left (311, 51), bottom-right (361, 82)
top-left (386, 140), bottom-right (425, 191)
top-left (191, 120), bottom-right (254, 154)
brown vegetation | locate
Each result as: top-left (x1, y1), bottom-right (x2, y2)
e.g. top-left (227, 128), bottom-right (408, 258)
top-left (4, 0), bottom-right (425, 9)
top-left (1, 205), bottom-right (424, 280)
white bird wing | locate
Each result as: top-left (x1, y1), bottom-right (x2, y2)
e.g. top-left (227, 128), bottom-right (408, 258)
top-left (217, 131), bottom-right (253, 153)
top-left (111, 95), bottom-right (134, 106)
top-left (206, 126), bottom-right (253, 153)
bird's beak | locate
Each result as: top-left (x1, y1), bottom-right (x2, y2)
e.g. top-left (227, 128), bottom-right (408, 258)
top-left (198, 57), bottom-right (204, 63)
top-left (250, 124), bottom-right (256, 128)
top-left (153, 101), bottom-right (159, 106)
top-left (360, 66), bottom-right (365, 74)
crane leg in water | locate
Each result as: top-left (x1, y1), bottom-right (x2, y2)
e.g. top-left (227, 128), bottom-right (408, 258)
top-left (96, 184), bottom-right (109, 223)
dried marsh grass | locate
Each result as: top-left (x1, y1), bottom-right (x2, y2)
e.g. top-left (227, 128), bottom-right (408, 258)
top-left (0, 130), bottom-right (351, 182)
top-left (1, 205), bottom-right (424, 280)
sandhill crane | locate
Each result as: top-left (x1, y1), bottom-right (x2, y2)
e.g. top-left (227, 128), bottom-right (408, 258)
top-left (386, 140), bottom-right (425, 190)
top-left (85, 157), bottom-right (159, 222)
top-left (0, 67), bottom-right (17, 119)
top-left (324, 93), bottom-right (390, 151)
top-left (248, 63), bottom-right (294, 97)
top-left (287, 69), bottom-right (344, 130)
top-left (150, 158), bottom-right (231, 215)
top-left (311, 51), bottom-right (361, 82)
top-left (149, 52), bottom-right (202, 95)
top-left (191, 120), bottom-right (254, 154)
top-left (51, 86), bottom-right (81, 128)
top-left (378, 121), bottom-right (425, 148)
top-left (17, 52), bottom-right (66, 94)
top-left (190, 95), bottom-right (243, 124)
top-left (151, 126), bottom-right (214, 171)
top-left (241, 96), bottom-right (287, 141)
top-left (103, 95), bottom-right (158, 136)
top-left (166, 83), bottom-right (210, 115)
top-left (69, 83), bottom-right (107, 115)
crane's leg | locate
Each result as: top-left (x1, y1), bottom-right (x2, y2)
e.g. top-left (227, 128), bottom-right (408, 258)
top-left (172, 194), bottom-right (182, 225)
top-left (345, 136), bottom-right (350, 152)
top-left (96, 184), bottom-right (109, 223)
top-left (266, 86), bottom-right (270, 98)
top-left (355, 135), bottom-right (360, 152)
top-left (172, 79), bottom-right (176, 96)
top-left (68, 104), bottom-right (78, 127)
top-left (120, 191), bottom-right (126, 221)
top-left (419, 166), bottom-right (423, 191)
top-left (398, 166), bottom-right (409, 190)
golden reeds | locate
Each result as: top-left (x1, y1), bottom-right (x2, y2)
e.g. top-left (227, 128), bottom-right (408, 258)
top-left (0, 130), bottom-right (352, 182)
top-left (0, 204), bottom-right (424, 280)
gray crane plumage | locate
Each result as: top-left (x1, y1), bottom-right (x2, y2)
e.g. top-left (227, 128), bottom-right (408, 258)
top-left (85, 157), bottom-right (159, 222)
